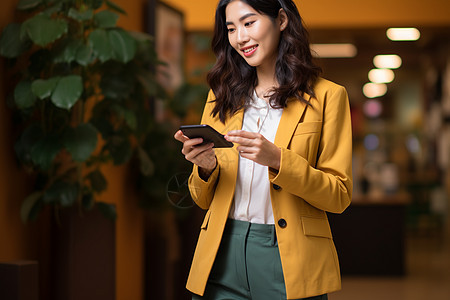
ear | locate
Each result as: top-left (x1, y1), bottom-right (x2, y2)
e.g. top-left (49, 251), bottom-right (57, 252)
top-left (278, 9), bottom-right (288, 31)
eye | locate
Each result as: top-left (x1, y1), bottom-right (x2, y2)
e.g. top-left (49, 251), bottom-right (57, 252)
top-left (244, 21), bottom-right (255, 27)
top-left (227, 27), bottom-right (235, 33)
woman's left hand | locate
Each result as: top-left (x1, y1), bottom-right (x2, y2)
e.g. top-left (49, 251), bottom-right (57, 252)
top-left (225, 130), bottom-right (281, 170)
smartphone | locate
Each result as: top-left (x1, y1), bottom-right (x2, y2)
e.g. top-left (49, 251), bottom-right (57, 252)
top-left (180, 124), bottom-right (233, 148)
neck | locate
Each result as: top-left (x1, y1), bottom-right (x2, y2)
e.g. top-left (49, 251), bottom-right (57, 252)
top-left (255, 57), bottom-right (278, 99)
top-left (255, 72), bottom-right (278, 100)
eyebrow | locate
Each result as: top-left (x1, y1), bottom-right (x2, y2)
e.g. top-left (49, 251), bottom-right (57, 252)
top-left (225, 13), bottom-right (257, 26)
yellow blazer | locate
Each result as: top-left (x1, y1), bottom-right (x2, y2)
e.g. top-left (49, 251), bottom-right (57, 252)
top-left (186, 78), bottom-right (353, 299)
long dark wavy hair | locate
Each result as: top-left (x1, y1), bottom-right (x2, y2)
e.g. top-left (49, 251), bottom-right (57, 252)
top-left (207, 0), bottom-right (321, 122)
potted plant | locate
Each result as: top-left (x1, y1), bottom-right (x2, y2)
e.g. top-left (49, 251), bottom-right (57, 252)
top-left (0, 0), bottom-right (164, 222)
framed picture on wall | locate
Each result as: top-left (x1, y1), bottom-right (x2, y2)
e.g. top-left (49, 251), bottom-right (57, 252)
top-left (153, 1), bottom-right (185, 93)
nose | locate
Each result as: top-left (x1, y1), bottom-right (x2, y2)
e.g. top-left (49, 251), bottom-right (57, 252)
top-left (236, 27), bottom-right (250, 45)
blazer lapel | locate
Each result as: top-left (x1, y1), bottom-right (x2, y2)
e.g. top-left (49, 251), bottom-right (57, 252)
top-left (224, 110), bottom-right (244, 133)
top-left (215, 109), bottom-right (243, 212)
top-left (274, 94), bottom-right (311, 148)
top-left (209, 109), bottom-right (244, 135)
top-left (212, 108), bottom-right (243, 174)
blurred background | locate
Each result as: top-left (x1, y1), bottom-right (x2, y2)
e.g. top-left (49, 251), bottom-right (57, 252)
top-left (0, 0), bottom-right (449, 299)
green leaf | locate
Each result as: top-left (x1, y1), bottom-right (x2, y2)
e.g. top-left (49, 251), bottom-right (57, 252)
top-left (53, 39), bottom-right (83, 63)
top-left (14, 80), bottom-right (37, 109)
top-left (105, 0), bottom-right (126, 15)
top-left (0, 23), bottom-right (31, 58)
top-left (129, 31), bottom-right (153, 43)
top-left (105, 136), bottom-right (131, 165)
top-left (68, 8), bottom-right (94, 21)
top-left (94, 10), bottom-right (119, 28)
top-left (90, 115), bottom-right (114, 139)
top-left (75, 44), bottom-right (94, 66)
top-left (42, 3), bottom-right (63, 16)
top-left (20, 191), bottom-right (43, 223)
top-left (30, 134), bottom-right (62, 170)
top-left (87, 0), bottom-right (104, 10)
top-left (31, 77), bottom-right (60, 99)
top-left (62, 123), bottom-right (98, 162)
top-left (21, 14), bottom-right (68, 47)
top-left (112, 105), bottom-right (137, 130)
top-left (14, 124), bottom-right (44, 164)
top-left (109, 29), bottom-right (136, 63)
top-left (51, 75), bottom-right (83, 110)
top-left (101, 73), bottom-right (133, 99)
top-left (43, 180), bottom-right (78, 207)
top-left (89, 28), bottom-right (113, 62)
top-left (122, 109), bottom-right (137, 130)
top-left (17, 0), bottom-right (43, 10)
top-left (86, 169), bottom-right (107, 193)
top-left (136, 70), bottom-right (159, 96)
top-left (97, 202), bottom-right (117, 220)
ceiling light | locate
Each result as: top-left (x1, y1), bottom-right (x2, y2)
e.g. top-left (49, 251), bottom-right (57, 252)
top-left (373, 54), bottom-right (402, 69)
top-left (363, 82), bottom-right (387, 98)
top-left (386, 28), bottom-right (420, 41)
top-left (368, 68), bottom-right (395, 84)
top-left (310, 43), bottom-right (357, 58)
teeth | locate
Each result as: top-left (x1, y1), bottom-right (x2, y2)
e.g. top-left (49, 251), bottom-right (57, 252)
top-left (244, 46), bottom-right (257, 53)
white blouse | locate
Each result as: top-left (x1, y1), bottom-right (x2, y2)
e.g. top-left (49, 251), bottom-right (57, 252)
top-left (229, 91), bottom-right (283, 224)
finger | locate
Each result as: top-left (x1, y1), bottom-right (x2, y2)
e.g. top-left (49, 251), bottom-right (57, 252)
top-left (227, 135), bottom-right (261, 147)
top-left (184, 142), bottom-right (213, 156)
top-left (238, 151), bottom-right (254, 161)
top-left (182, 138), bottom-right (206, 156)
top-left (185, 144), bottom-right (215, 162)
top-left (174, 130), bottom-right (188, 143)
top-left (226, 130), bottom-right (259, 139)
top-left (184, 137), bottom-right (205, 148)
top-left (175, 130), bottom-right (206, 147)
top-left (225, 134), bottom-right (251, 144)
top-left (226, 131), bottom-right (262, 146)
top-left (236, 145), bottom-right (254, 154)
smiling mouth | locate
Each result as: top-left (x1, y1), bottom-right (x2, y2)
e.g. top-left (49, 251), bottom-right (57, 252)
top-left (242, 45), bottom-right (258, 57)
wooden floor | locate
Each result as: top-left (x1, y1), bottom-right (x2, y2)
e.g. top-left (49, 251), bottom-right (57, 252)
top-left (330, 229), bottom-right (450, 300)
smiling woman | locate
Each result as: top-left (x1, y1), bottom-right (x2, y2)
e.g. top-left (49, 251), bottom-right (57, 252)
top-left (225, 1), bottom-right (284, 73)
top-left (207, 0), bottom-right (320, 123)
top-left (173, 1), bottom-right (353, 299)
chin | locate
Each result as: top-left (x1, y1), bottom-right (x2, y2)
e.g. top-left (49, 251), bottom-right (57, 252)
top-left (241, 56), bottom-right (260, 67)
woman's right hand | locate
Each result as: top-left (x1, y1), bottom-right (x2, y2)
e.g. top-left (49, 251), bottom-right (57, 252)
top-left (174, 130), bottom-right (217, 179)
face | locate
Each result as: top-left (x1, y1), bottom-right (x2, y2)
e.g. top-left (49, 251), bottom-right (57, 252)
top-left (225, 1), bottom-right (285, 71)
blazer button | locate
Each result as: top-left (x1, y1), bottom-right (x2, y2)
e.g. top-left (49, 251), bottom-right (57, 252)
top-left (273, 184), bottom-right (281, 190)
top-left (278, 218), bottom-right (287, 228)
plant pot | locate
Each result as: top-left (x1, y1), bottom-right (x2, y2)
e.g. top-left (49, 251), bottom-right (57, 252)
top-left (50, 207), bottom-right (115, 300)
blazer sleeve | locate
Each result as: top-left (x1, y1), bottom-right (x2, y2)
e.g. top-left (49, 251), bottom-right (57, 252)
top-left (270, 85), bottom-right (352, 213)
top-left (188, 90), bottom-right (220, 210)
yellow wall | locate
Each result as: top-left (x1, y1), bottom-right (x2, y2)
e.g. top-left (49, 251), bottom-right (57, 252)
top-left (164, 0), bottom-right (450, 31)
top-left (0, 0), bottom-right (147, 299)
top-left (104, 2), bottom-right (147, 299)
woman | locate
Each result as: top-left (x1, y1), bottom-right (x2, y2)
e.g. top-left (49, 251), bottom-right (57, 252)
top-left (174, 0), bottom-right (352, 299)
